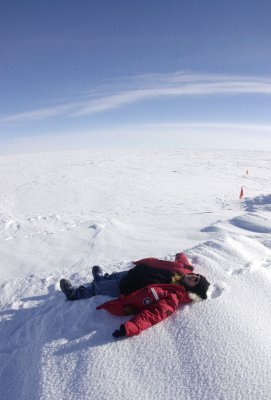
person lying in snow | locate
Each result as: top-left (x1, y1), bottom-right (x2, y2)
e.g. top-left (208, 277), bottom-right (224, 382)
top-left (60, 253), bottom-right (210, 338)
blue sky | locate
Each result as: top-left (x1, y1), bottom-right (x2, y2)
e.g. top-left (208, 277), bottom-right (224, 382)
top-left (1, 0), bottom-right (271, 154)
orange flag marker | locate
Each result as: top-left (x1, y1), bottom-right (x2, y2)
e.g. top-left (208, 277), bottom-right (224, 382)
top-left (239, 187), bottom-right (244, 199)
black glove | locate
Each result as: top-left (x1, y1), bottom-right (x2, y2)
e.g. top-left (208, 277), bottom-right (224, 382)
top-left (112, 324), bottom-right (126, 339)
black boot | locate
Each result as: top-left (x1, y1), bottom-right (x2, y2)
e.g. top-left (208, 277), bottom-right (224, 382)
top-left (60, 279), bottom-right (77, 300)
top-left (92, 265), bottom-right (103, 281)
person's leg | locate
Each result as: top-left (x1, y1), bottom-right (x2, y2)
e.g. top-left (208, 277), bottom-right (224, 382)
top-left (73, 271), bottom-right (128, 300)
top-left (93, 271), bottom-right (128, 296)
top-left (99, 271), bottom-right (126, 282)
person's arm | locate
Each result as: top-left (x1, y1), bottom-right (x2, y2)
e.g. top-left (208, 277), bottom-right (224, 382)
top-left (113, 293), bottom-right (182, 338)
top-left (132, 257), bottom-right (157, 266)
top-left (175, 252), bottom-right (194, 270)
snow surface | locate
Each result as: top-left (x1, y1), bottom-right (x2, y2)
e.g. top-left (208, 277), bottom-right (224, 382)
top-left (0, 149), bottom-right (271, 400)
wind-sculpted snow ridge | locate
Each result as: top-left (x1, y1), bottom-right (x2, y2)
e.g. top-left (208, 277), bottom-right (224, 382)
top-left (1, 195), bottom-right (271, 400)
top-left (243, 193), bottom-right (271, 211)
top-left (202, 193), bottom-right (271, 236)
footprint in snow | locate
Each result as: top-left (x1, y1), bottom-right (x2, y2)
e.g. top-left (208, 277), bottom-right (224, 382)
top-left (228, 260), bottom-right (258, 276)
top-left (4, 220), bottom-right (20, 233)
top-left (208, 283), bottom-right (226, 299)
top-left (262, 259), bottom-right (271, 271)
top-left (88, 223), bottom-right (103, 238)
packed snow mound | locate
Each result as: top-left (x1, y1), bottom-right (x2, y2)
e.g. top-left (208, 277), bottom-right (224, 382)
top-left (243, 193), bottom-right (271, 212)
top-left (230, 213), bottom-right (271, 233)
top-left (203, 213), bottom-right (271, 235)
top-left (202, 193), bottom-right (271, 236)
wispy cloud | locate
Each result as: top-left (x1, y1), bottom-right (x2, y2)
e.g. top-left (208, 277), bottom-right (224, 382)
top-left (0, 104), bottom-right (73, 124)
top-left (1, 72), bottom-right (271, 125)
top-left (73, 72), bottom-right (271, 116)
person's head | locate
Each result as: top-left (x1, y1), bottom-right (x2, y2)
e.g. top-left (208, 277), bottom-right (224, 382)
top-left (181, 274), bottom-right (210, 300)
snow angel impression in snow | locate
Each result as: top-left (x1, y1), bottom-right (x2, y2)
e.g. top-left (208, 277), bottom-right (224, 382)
top-left (60, 252), bottom-right (210, 338)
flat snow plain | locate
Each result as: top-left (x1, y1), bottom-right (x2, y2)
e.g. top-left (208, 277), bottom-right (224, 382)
top-left (0, 149), bottom-right (271, 400)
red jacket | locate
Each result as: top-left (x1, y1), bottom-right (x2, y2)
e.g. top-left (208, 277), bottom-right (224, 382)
top-left (96, 253), bottom-right (196, 337)
top-left (133, 252), bottom-right (194, 274)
